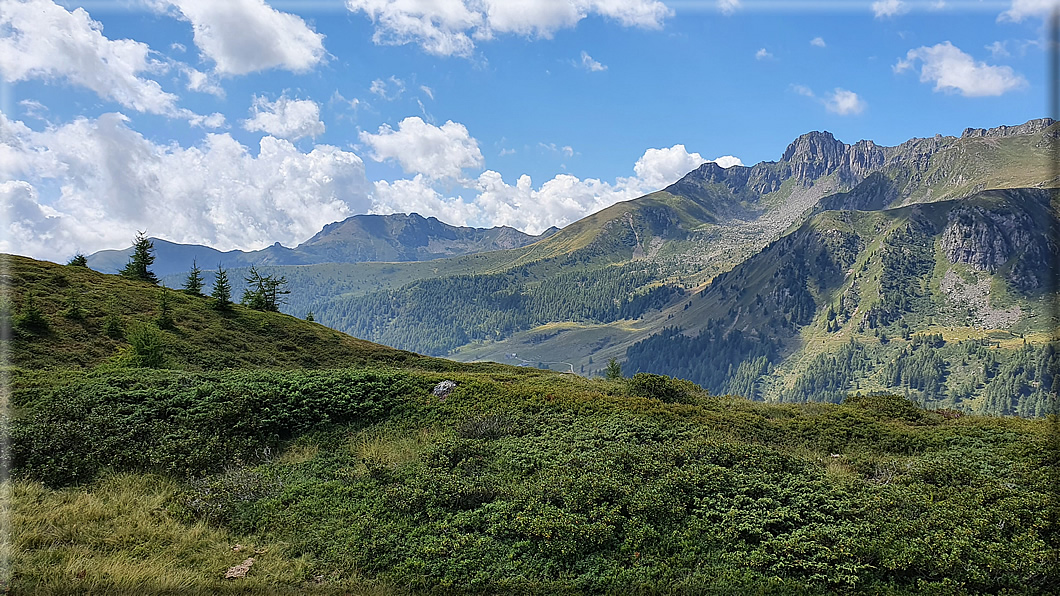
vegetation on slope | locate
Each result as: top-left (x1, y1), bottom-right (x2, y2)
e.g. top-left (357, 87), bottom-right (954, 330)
top-left (9, 365), bottom-right (1058, 593)
top-left (2, 254), bottom-right (434, 371)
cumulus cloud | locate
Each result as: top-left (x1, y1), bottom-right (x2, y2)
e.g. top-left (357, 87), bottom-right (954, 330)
top-left (371, 174), bottom-right (480, 226)
top-left (810, 37), bottom-right (826, 48)
top-left (579, 51), bottom-right (607, 72)
top-left (242, 95), bottom-right (325, 141)
top-left (0, 0), bottom-right (180, 116)
top-left (790, 84), bottom-right (865, 115)
top-left (825, 88), bottom-right (866, 115)
top-left (181, 65), bottom-right (225, 97)
top-left (755, 48), bottom-right (773, 60)
top-left (631, 145), bottom-right (708, 191)
top-left (999, 0), bottom-right (1059, 22)
top-left (0, 112), bottom-right (369, 260)
top-left (872, 0), bottom-right (907, 18)
top-left (160, 0), bottom-right (326, 75)
top-left (345, 0), bottom-right (672, 57)
top-left (370, 144), bottom-right (741, 235)
top-left (360, 117), bottom-right (484, 180)
top-left (895, 41), bottom-right (1027, 97)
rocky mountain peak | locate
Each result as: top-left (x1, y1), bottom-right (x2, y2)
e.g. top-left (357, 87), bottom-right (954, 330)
top-left (960, 118), bottom-right (1055, 139)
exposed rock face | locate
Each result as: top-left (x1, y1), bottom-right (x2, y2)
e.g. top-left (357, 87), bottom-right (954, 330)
top-left (961, 118), bottom-right (1055, 139)
top-left (940, 199), bottom-right (1053, 290)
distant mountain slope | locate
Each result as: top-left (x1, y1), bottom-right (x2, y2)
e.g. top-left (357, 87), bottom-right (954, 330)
top-left (300, 119), bottom-right (1057, 356)
top-left (87, 212), bottom-right (558, 276)
top-left (624, 187), bottom-right (1059, 415)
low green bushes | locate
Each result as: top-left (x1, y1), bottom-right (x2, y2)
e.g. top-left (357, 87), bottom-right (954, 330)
top-left (11, 368), bottom-right (423, 487)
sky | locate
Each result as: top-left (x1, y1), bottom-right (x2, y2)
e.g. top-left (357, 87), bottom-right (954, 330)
top-left (0, 0), bottom-right (1056, 262)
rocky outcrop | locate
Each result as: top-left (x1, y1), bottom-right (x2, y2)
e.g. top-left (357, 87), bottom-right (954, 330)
top-left (960, 118), bottom-right (1055, 139)
top-left (940, 194), bottom-right (1055, 290)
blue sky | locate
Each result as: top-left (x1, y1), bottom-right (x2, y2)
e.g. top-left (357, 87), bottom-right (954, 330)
top-left (0, 0), bottom-right (1054, 261)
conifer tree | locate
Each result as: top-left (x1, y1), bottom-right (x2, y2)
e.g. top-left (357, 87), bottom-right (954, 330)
top-left (211, 264), bottom-right (232, 310)
top-left (119, 231), bottom-right (158, 284)
top-left (182, 259), bottom-right (205, 296)
top-left (67, 252), bottom-right (88, 267)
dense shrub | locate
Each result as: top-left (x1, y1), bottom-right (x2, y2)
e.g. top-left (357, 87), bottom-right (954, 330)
top-left (627, 372), bottom-right (702, 404)
top-left (11, 369), bottom-right (421, 487)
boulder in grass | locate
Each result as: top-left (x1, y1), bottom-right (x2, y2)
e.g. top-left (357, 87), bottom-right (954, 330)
top-left (225, 558), bottom-right (255, 580)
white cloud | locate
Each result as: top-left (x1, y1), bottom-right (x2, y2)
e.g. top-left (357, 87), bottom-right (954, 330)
top-left (0, 112), bottom-right (369, 260)
top-left (872, 0), bottom-right (908, 18)
top-left (986, 41), bottom-right (1011, 59)
top-left (999, 0), bottom-right (1059, 22)
top-left (242, 95), bottom-right (325, 141)
top-left (825, 88), bottom-right (866, 115)
top-left (895, 41), bottom-right (1027, 97)
top-left (367, 144), bottom-right (740, 235)
top-left (371, 174), bottom-right (480, 225)
top-left (359, 116), bottom-right (484, 179)
top-left (161, 0), bottom-right (325, 75)
top-left (792, 84), bottom-right (816, 97)
top-left (755, 48), bottom-right (772, 60)
top-left (187, 112), bottom-right (227, 129)
top-left (718, 0), bottom-right (742, 15)
top-left (345, 0), bottom-right (672, 57)
top-left (711, 155), bottom-right (744, 168)
top-left (0, 0), bottom-right (180, 116)
top-left (370, 76), bottom-right (406, 100)
top-left (181, 65), bottom-right (225, 97)
top-left (420, 85), bottom-right (435, 100)
top-left (579, 50), bottom-right (607, 72)
top-left (810, 37), bottom-right (826, 48)
top-left (631, 145), bottom-right (708, 191)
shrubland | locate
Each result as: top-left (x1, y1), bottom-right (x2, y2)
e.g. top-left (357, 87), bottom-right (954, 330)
top-left (3, 255), bottom-right (1057, 594)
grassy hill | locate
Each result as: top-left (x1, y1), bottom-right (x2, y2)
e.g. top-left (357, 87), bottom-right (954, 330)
top-left (3, 254), bottom-right (442, 372)
top-left (4, 256), bottom-right (1059, 593)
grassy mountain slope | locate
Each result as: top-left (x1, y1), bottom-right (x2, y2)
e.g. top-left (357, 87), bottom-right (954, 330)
top-left (241, 121), bottom-right (1056, 360)
top-left (5, 259), bottom-right (1056, 592)
top-left (623, 188), bottom-right (1059, 415)
top-left (2, 254), bottom-right (441, 372)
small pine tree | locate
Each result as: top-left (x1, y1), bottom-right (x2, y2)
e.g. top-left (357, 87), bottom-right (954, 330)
top-left (63, 289), bottom-right (85, 320)
top-left (15, 294), bottom-right (49, 335)
top-left (242, 266), bottom-right (290, 312)
top-left (305, 311), bottom-right (315, 322)
top-left (211, 264), bottom-right (232, 310)
top-left (119, 231), bottom-right (158, 284)
top-left (155, 285), bottom-right (174, 329)
top-left (103, 311), bottom-right (124, 339)
top-left (182, 259), bottom-right (205, 296)
top-left (67, 252), bottom-right (88, 267)
top-left (605, 357), bottom-right (623, 380)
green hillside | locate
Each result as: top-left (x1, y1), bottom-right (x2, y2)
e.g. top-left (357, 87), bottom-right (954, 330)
top-left (625, 188), bottom-right (1060, 414)
top-left (2, 254), bottom-right (439, 372)
top-left (4, 257), bottom-right (1058, 593)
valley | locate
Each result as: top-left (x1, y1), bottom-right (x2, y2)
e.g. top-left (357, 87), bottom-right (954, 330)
top-left (125, 118), bottom-right (1059, 416)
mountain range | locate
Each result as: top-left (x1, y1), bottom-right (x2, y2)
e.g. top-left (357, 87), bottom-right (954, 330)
top-left (87, 212), bottom-right (558, 276)
top-left (90, 118), bottom-right (1060, 415)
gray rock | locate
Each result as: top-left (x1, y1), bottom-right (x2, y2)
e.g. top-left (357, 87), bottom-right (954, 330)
top-left (432, 380), bottom-right (457, 399)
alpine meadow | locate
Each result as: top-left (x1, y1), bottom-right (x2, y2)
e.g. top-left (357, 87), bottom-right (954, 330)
top-left (3, 0), bottom-right (1060, 594)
